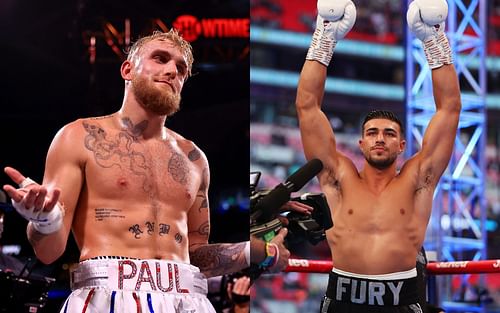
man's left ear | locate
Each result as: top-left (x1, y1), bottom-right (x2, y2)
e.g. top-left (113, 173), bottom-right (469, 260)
top-left (399, 140), bottom-right (406, 154)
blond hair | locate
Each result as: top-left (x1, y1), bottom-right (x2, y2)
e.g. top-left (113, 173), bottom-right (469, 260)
top-left (127, 29), bottom-right (194, 77)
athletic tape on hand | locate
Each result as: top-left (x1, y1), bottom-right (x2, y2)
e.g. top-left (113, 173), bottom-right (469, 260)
top-left (11, 197), bottom-right (63, 235)
top-left (19, 177), bottom-right (37, 189)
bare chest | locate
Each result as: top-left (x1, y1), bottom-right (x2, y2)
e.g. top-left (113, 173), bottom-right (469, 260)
top-left (83, 131), bottom-right (201, 209)
top-left (331, 182), bottom-right (416, 232)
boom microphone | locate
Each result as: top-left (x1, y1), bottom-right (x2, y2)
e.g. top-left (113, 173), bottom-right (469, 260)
top-left (251, 159), bottom-right (323, 223)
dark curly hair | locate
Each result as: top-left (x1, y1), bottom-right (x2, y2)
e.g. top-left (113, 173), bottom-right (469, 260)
top-left (362, 110), bottom-right (404, 135)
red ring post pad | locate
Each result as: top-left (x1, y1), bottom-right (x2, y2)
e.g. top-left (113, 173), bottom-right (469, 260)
top-left (284, 259), bottom-right (500, 275)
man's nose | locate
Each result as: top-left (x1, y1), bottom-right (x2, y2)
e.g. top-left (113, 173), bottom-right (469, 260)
top-left (164, 60), bottom-right (178, 77)
top-left (376, 133), bottom-right (385, 142)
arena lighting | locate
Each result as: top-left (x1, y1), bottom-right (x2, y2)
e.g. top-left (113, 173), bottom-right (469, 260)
top-left (251, 26), bottom-right (500, 71)
top-left (250, 67), bottom-right (500, 109)
top-left (84, 17), bottom-right (249, 64)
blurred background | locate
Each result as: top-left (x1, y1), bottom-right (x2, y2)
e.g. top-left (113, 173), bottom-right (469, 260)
top-left (250, 0), bottom-right (500, 312)
top-left (0, 0), bottom-right (248, 311)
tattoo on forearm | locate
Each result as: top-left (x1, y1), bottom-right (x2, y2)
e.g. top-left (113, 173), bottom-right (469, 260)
top-left (129, 224), bottom-right (144, 239)
top-left (168, 152), bottom-right (189, 185)
top-left (95, 208), bottom-right (125, 221)
top-left (188, 148), bottom-right (201, 161)
top-left (190, 242), bottom-right (247, 277)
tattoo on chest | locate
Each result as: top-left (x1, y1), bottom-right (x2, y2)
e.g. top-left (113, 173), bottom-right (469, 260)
top-left (168, 152), bottom-right (189, 185)
top-left (82, 120), bottom-right (153, 194)
top-left (95, 208), bottom-right (125, 221)
top-left (128, 221), bottom-right (182, 244)
top-left (121, 117), bottom-right (148, 137)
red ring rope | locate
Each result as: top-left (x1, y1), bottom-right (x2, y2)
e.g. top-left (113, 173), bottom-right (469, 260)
top-left (284, 258), bottom-right (500, 275)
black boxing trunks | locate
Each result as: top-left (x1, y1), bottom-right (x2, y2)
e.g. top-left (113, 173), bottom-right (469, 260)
top-left (320, 268), bottom-right (424, 313)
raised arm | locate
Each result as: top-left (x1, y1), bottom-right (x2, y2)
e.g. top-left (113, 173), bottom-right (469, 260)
top-left (187, 148), bottom-right (248, 278)
top-left (3, 121), bottom-right (85, 264)
top-left (296, 0), bottom-right (356, 171)
top-left (407, 0), bottom-right (461, 183)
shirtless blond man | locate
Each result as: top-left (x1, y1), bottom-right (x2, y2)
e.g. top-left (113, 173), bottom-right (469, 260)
top-left (3, 30), bottom-right (248, 313)
top-left (297, 0), bottom-right (460, 311)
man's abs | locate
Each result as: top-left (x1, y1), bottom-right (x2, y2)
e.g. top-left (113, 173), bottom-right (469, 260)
top-left (328, 223), bottom-right (424, 274)
top-left (73, 200), bottom-right (190, 262)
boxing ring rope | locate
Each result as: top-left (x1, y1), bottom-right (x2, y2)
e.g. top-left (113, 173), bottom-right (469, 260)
top-left (284, 259), bottom-right (500, 275)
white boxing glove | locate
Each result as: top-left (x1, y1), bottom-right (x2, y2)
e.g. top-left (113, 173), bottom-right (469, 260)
top-left (407, 0), bottom-right (452, 69)
top-left (306, 0), bottom-right (357, 67)
top-left (11, 179), bottom-right (63, 234)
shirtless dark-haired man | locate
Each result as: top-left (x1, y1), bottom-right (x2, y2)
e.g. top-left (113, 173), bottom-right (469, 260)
top-left (296, 0), bottom-right (460, 311)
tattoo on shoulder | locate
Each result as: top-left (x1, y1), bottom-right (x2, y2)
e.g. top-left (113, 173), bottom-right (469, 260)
top-left (200, 167), bottom-right (208, 191)
top-left (195, 167), bottom-right (209, 211)
top-left (168, 152), bottom-right (189, 185)
top-left (197, 197), bottom-right (208, 212)
top-left (188, 148), bottom-right (201, 162)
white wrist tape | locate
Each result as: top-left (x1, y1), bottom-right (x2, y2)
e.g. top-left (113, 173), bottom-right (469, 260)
top-left (244, 241), bottom-right (250, 267)
top-left (11, 199), bottom-right (63, 234)
top-left (19, 177), bottom-right (37, 189)
top-left (423, 31), bottom-right (453, 69)
top-left (306, 27), bottom-right (337, 67)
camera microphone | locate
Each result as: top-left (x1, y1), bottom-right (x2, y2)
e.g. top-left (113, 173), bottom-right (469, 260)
top-left (251, 158), bottom-right (323, 224)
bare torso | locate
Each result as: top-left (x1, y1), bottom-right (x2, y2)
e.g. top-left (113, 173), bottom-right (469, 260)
top-left (69, 116), bottom-right (204, 262)
top-left (323, 157), bottom-right (433, 274)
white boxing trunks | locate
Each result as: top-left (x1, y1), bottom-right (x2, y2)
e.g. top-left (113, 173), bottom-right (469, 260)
top-left (60, 257), bottom-right (215, 313)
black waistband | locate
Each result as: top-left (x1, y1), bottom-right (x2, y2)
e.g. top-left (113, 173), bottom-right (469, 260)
top-left (326, 271), bottom-right (419, 306)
